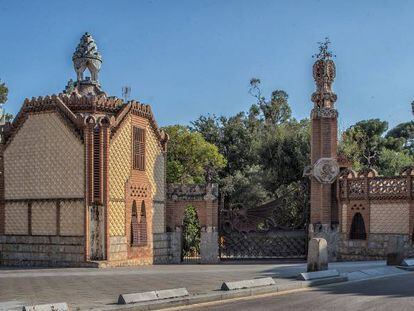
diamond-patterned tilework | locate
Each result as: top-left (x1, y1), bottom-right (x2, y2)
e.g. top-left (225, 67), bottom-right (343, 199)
top-left (31, 201), bottom-right (57, 235)
top-left (109, 115), bottom-right (131, 199)
top-left (146, 124), bottom-right (166, 232)
top-left (5, 202), bottom-right (28, 235)
top-left (4, 113), bottom-right (84, 200)
top-left (109, 201), bottom-right (126, 236)
top-left (152, 202), bottom-right (165, 234)
top-left (370, 203), bottom-right (409, 234)
top-left (146, 124), bottom-right (165, 202)
top-left (60, 200), bottom-right (84, 236)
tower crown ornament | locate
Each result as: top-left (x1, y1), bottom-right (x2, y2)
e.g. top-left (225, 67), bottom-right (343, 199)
top-left (311, 38), bottom-right (337, 109)
top-left (72, 32), bottom-right (102, 84)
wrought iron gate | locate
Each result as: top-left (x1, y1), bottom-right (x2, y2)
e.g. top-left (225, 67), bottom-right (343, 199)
top-left (219, 181), bottom-right (309, 259)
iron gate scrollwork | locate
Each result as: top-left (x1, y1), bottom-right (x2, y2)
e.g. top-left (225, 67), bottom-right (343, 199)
top-left (219, 181), bottom-right (309, 259)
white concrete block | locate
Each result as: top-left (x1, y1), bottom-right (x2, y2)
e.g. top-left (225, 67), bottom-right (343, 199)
top-left (299, 269), bottom-right (340, 281)
top-left (155, 288), bottom-right (189, 299)
top-left (401, 258), bottom-right (414, 266)
top-left (118, 288), bottom-right (189, 304)
top-left (118, 291), bottom-right (158, 304)
top-left (22, 302), bottom-right (69, 311)
top-left (221, 277), bottom-right (275, 291)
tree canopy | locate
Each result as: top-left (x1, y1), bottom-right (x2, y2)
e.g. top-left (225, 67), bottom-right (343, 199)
top-left (339, 118), bottom-right (414, 175)
top-left (162, 125), bottom-right (226, 184)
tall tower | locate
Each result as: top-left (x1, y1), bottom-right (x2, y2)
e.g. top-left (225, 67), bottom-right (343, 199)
top-left (308, 39), bottom-right (340, 232)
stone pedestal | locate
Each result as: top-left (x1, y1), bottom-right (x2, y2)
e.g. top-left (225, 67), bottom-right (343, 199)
top-left (307, 238), bottom-right (328, 272)
top-left (200, 227), bottom-right (219, 264)
top-left (386, 235), bottom-right (404, 266)
top-left (308, 223), bottom-right (339, 261)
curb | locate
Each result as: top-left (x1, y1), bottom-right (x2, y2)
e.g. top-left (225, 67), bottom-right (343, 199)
top-left (97, 276), bottom-right (347, 311)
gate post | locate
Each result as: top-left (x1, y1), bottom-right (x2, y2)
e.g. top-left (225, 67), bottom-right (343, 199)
top-left (307, 40), bottom-right (340, 261)
top-left (169, 226), bottom-right (182, 263)
top-left (200, 226), bottom-right (219, 263)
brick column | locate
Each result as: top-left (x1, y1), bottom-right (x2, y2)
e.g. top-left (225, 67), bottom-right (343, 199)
top-left (101, 121), bottom-right (110, 261)
top-left (84, 120), bottom-right (95, 261)
top-left (0, 145), bottom-right (4, 235)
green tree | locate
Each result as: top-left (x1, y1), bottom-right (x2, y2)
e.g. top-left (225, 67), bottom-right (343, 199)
top-left (386, 121), bottom-right (414, 153)
top-left (163, 125), bottom-right (226, 184)
top-left (192, 79), bottom-right (309, 209)
top-left (378, 149), bottom-right (413, 176)
top-left (340, 118), bottom-right (413, 175)
top-left (0, 80), bottom-right (8, 104)
top-left (182, 204), bottom-right (201, 257)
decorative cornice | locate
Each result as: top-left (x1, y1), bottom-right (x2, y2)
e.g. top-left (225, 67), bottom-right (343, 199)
top-left (311, 107), bottom-right (338, 119)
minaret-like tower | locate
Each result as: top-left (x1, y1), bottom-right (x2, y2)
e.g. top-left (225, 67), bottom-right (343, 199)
top-left (69, 32), bottom-right (105, 96)
top-left (309, 39), bottom-right (340, 229)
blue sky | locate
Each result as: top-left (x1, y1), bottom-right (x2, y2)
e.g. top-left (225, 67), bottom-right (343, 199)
top-left (0, 0), bottom-right (413, 130)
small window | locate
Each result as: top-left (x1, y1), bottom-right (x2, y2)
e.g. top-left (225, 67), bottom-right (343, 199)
top-left (133, 127), bottom-right (145, 170)
top-left (131, 200), bottom-right (147, 246)
top-left (349, 212), bottom-right (366, 240)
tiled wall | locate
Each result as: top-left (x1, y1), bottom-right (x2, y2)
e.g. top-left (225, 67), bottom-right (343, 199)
top-left (4, 113), bottom-right (84, 200)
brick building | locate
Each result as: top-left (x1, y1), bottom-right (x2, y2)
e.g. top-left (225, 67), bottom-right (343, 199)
top-left (0, 33), bottom-right (170, 266)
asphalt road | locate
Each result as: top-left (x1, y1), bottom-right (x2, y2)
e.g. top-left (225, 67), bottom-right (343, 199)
top-left (190, 273), bottom-right (414, 311)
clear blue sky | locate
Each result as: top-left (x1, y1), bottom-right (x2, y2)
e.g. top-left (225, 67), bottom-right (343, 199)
top-left (0, 0), bottom-right (413, 130)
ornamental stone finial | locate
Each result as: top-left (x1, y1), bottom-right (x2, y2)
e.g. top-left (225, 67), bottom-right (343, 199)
top-left (311, 38), bottom-right (337, 110)
top-left (72, 32), bottom-right (102, 84)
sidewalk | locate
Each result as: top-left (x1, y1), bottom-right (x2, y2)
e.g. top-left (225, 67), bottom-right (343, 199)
top-left (0, 260), bottom-right (401, 310)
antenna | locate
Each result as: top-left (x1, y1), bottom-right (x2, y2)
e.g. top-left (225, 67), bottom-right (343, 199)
top-left (122, 86), bottom-right (131, 102)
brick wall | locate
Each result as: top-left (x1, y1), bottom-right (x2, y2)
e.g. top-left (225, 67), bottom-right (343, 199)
top-left (166, 184), bottom-right (219, 230)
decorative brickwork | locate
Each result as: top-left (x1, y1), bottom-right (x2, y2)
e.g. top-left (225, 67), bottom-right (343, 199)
top-left (370, 203), bottom-right (409, 234)
top-left (109, 115), bottom-right (131, 200)
top-left (4, 202), bottom-right (28, 235)
top-left (31, 201), bottom-right (57, 236)
top-left (109, 201), bottom-right (126, 236)
top-left (4, 113), bottom-right (84, 200)
top-left (60, 200), bottom-right (85, 236)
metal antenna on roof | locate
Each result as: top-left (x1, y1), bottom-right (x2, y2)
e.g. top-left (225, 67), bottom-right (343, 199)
top-left (122, 86), bottom-right (131, 102)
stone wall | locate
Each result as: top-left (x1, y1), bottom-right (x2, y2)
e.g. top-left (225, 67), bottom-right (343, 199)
top-left (0, 235), bottom-right (85, 267)
top-left (338, 233), bottom-right (414, 261)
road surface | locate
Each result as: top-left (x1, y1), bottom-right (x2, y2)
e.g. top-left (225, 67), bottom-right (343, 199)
top-left (189, 273), bottom-right (414, 311)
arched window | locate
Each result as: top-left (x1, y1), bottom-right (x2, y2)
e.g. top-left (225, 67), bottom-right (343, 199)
top-left (131, 200), bottom-right (148, 246)
top-left (349, 212), bottom-right (366, 240)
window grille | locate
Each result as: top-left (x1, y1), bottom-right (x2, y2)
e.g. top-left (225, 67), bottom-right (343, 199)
top-left (133, 127), bottom-right (145, 170)
top-left (131, 200), bottom-right (147, 246)
top-left (93, 128), bottom-right (101, 202)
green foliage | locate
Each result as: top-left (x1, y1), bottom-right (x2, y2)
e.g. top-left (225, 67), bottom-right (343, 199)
top-left (4, 113), bottom-right (13, 122)
top-left (192, 79), bottom-right (309, 207)
top-left (182, 204), bottom-right (201, 257)
top-left (163, 125), bottom-right (226, 184)
top-left (340, 119), bottom-right (414, 175)
top-left (378, 149), bottom-right (413, 176)
top-left (0, 80), bottom-right (8, 104)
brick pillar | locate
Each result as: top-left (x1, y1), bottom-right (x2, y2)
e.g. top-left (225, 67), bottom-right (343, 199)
top-left (0, 145), bottom-right (4, 235)
top-left (101, 121), bottom-right (110, 261)
top-left (84, 119), bottom-right (95, 261)
top-left (201, 183), bottom-right (219, 263)
top-left (308, 51), bottom-right (340, 261)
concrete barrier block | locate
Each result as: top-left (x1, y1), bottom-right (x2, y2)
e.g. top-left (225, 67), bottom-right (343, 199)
top-left (155, 288), bottom-right (189, 300)
top-left (118, 288), bottom-right (189, 305)
top-left (299, 269), bottom-right (340, 281)
top-left (221, 277), bottom-right (275, 291)
top-left (22, 302), bottom-right (69, 311)
top-left (400, 258), bottom-right (414, 266)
